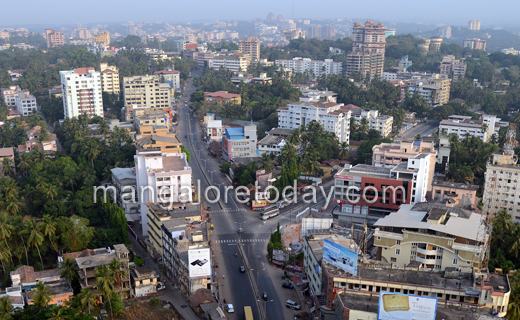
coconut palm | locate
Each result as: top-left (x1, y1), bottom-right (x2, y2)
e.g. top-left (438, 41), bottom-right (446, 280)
top-left (0, 213), bottom-right (14, 266)
top-left (97, 119), bottom-right (110, 139)
top-left (46, 305), bottom-right (70, 320)
top-left (94, 265), bottom-right (116, 320)
top-left (39, 183), bottom-right (58, 202)
top-left (0, 242), bottom-right (11, 276)
top-left (1, 158), bottom-right (14, 178)
top-left (38, 214), bottom-right (57, 251)
top-left (359, 117), bottom-right (369, 133)
top-left (60, 257), bottom-right (78, 288)
top-left (83, 139), bottom-right (101, 170)
top-left (26, 219), bottom-right (45, 270)
top-left (108, 259), bottom-right (128, 291)
top-left (258, 153), bottom-right (274, 173)
top-left (0, 296), bottom-right (14, 320)
top-left (339, 142), bottom-right (349, 160)
top-left (3, 196), bottom-right (23, 216)
top-left (79, 287), bottom-right (97, 314)
top-left (12, 215), bottom-right (29, 265)
top-left (17, 153), bottom-right (31, 176)
top-left (32, 281), bottom-right (52, 311)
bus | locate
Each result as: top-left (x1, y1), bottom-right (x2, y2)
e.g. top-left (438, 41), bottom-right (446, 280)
top-left (260, 205), bottom-right (280, 221)
top-left (244, 306), bottom-right (253, 320)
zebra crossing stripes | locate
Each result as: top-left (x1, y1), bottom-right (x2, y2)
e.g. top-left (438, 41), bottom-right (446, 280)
top-left (215, 238), bottom-right (269, 244)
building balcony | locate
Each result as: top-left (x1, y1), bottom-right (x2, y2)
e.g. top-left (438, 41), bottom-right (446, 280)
top-left (416, 247), bottom-right (438, 255)
top-left (452, 242), bottom-right (484, 254)
top-left (415, 256), bottom-right (437, 265)
top-left (374, 228), bottom-right (403, 240)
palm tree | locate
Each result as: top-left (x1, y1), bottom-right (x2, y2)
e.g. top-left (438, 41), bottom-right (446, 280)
top-left (83, 139), bottom-right (101, 170)
top-left (0, 296), bottom-right (14, 320)
top-left (3, 196), bottom-right (23, 215)
top-left (440, 128), bottom-right (447, 136)
top-left (12, 215), bottom-right (29, 265)
top-left (97, 119), bottom-right (110, 139)
top-left (17, 153), bottom-right (31, 176)
top-left (359, 117), bottom-right (369, 133)
top-left (108, 259), bottom-right (128, 292)
top-left (38, 215), bottom-right (57, 251)
top-left (481, 123), bottom-right (489, 134)
top-left (339, 142), bottom-right (349, 160)
top-left (0, 242), bottom-right (11, 276)
top-left (32, 281), bottom-right (52, 311)
top-left (94, 265), bottom-right (116, 320)
top-left (46, 305), bottom-right (70, 320)
top-left (26, 220), bottom-right (45, 270)
top-left (1, 158), bottom-right (14, 178)
top-left (39, 183), bottom-right (58, 202)
top-left (79, 287), bottom-right (97, 314)
top-left (0, 213), bottom-right (14, 266)
top-left (60, 257), bottom-right (78, 288)
top-left (258, 153), bottom-right (274, 173)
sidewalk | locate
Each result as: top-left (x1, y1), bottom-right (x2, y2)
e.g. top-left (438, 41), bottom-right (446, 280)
top-left (263, 262), bottom-right (305, 319)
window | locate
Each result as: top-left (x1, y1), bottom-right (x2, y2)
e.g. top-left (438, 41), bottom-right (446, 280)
top-left (395, 249), bottom-right (400, 255)
top-left (412, 243), bottom-right (418, 247)
top-left (396, 240), bottom-right (401, 245)
top-left (454, 249), bottom-right (459, 255)
top-left (453, 259), bottom-right (458, 265)
top-left (391, 257), bottom-right (396, 262)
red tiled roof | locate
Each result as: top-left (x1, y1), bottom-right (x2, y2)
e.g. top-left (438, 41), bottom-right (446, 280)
top-left (74, 67), bottom-right (95, 75)
top-left (340, 104), bottom-right (360, 111)
top-left (185, 43), bottom-right (197, 50)
top-left (204, 91), bottom-right (240, 99)
top-left (311, 102), bottom-right (340, 109)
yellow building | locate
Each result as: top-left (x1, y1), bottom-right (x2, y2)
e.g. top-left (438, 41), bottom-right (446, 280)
top-left (136, 126), bottom-right (182, 153)
top-left (123, 75), bottom-right (171, 109)
top-left (95, 31), bottom-right (110, 46)
top-left (100, 63), bottom-right (120, 94)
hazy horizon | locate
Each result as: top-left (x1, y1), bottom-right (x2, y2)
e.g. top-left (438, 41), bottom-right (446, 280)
top-left (2, 0), bottom-right (520, 29)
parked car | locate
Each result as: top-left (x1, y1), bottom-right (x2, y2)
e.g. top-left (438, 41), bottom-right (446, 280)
top-left (286, 300), bottom-right (301, 310)
top-left (157, 282), bottom-right (165, 291)
top-left (239, 266), bottom-right (245, 273)
top-left (227, 304), bottom-right (234, 313)
top-left (282, 283), bottom-right (294, 289)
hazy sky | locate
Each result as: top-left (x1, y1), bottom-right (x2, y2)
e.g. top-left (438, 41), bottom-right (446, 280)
top-left (3, 0), bottom-right (519, 28)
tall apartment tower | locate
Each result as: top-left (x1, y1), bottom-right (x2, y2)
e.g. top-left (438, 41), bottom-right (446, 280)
top-left (95, 31), bottom-right (111, 46)
top-left (346, 20), bottom-right (386, 80)
top-left (60, 68), bottom-right (103, 119)
top-left (322, 25), bottom-right (336, 40)
top-left (100, 63), bottom-right (120, 94)
top-left (45, 29), bottom-right (65, 48)
top-left (238, 37), bottom-right (260, 62)
top-left (441, 26), bottom-right (452, 39)
top-left (469, 20), bottom-right (481, 31)
top-left (123, 75), bottom-right (171, 108)
top-left (309, 25), bottom-right (322, 39)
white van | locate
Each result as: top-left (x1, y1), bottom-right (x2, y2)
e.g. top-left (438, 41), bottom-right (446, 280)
top-left (286, 300), bottom-right (301, 310)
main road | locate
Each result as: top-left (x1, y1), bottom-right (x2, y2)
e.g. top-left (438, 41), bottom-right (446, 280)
top-left (399, 120), bottom-right (440, 140)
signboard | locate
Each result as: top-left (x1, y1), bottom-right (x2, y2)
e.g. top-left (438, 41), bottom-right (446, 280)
top-left (252, 200), bottom-right (268, 209)
top-left (323, 239), bottom-right (357, 275)
top-left (334, 175), bottom-right (353, 180)
top-left (188, 248), bottom-right (211, 279)
top-left (377, 291), bottom-right (437, 320)
top-left (110, 46), bottom-right (116, 51)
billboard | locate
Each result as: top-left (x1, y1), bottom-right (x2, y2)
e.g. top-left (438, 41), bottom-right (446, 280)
top-left (323, 239), bottom-right (357, 275)
top-left (188, 248), bottom-right (211, 279)
top-left (377, 291), bottom-right (437, 320)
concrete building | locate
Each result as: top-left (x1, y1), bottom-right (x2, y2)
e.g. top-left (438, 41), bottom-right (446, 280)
top-left (333, 156), bottom-right (431, 223)
top-left (277, 101), bottom-right (351, 143)
top-left (441, 26), bottom-right (452, 38)
top-left (135, 150), bottom-right (193, 236)
top-left (501, 47), bottom-right (520, 55)
top-left (397, 55), bottom-right (412, 71)
top-left (469, 20), bottom-right (481, 31)
top-left (99, 63), bottom-right (120, 94)
top-left (436, 135), bottom-right (451, 173)
top-left (110, 167), bottom-right (138, 216)
top-left (15, 90), bottom-right (37, 116)
top-left (205, 120), bottom-right (223, 141)
top-left (95, 31), bottom-right (110, 46)
top-left (0, 148), bottom-right (15, 177)
top-left (257, 128), bottom-right (293, 156)
top-left (346, 20), bottom-right (386, 79)
top-left (1, 85), bottom-right (22, 108)
top-left (308, 25), bottom-right (322, 39)
top-left (122, 104), bottom-right (170, 123)
top-left (161, 208), bottom-right (211, 296)
top-left (222, 125), bottom-right (257, 161)
top-left (18, 125), bottom-right (58, 154)
top-left (204, 91), bottom-right (241, 105)
top-left (431, 180), bottom-right (479, 208)
top-left (322, 25), bottom-right (336, 40)
top-left (345, 105), bottom-right (394, 137)
top-left (238, 37), bottom-right (260, 63)
top-left (372, 140), bottom-right (437, 191)
top-left (155, 69), bottom-right (181, 90)
top-left (374, 202), bottom-right (488, 271)
top-left (60, 68), bottom-right (103, 118)
top-left (280, 29), bottom-right (306, 40)
top-left (208, 51), bottom-right (251, 73)
top-left (275, 58), bottom-right (342, 79)
top-left (429, 37), bottom-right (443, 52)
top-left (123, 75), bottom-right (171, 109)
top-left (440, 55), bottom-right (467, 82)
top-left (482, 151), bottom-right (520, 218)
top-left (136, 126), bottom-right (182, 153)
top-left (45, 29), bottom-right (64, 48)
top-left (299, 88), bottom-right (337, 103)
top-left (130, 267), bottom-right (160, 297)
top-left (439, 114), bottom-right (505, 143)
top-left (400, 73), bottom-right (451, 107)
top-left (464, 38), bottom-right (487, 51)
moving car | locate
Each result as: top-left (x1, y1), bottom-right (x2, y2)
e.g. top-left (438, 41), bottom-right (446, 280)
top-left (282, 282), bottom-right (294, 289)
top-left (238, 228), bottom-right (245, 234)
top-left (263, 292), bottom-right (268, 300)
top-left (286, 300), bottom-right (301, 310)
top-left (239, 266), bottom-right (245, 273)
top-left (227, 304), bottom-right (234, 313)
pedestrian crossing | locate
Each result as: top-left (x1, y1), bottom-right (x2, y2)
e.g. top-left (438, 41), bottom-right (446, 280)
top-left (215, 238), bottom-right (269, 244)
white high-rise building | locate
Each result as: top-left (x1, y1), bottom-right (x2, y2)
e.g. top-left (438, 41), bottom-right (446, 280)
top-left (277, 99), bottom-right (351, 143)
top-left (134, 150), bottom-right (193, 236)
top-left (274, 58), bottom-right (342, 79)
top-left (60, 68), bottom-right (103, 118)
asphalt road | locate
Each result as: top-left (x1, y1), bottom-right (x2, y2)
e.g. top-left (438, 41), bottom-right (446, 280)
top-left (399, 120), bottom-right (440, 140)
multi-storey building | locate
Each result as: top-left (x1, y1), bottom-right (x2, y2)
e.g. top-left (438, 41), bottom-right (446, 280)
top-left (95, 31), bottom-right (110, 46)
top-left (374, 202), bottom-right (488, 271)
top-left (346, 20), bottom-right (386, 79)
top-left (440, 26), bottom-right (452, 38)
top-left (429, 37), bottom-right (443, 52)
top-left (45, 29), bottom-right (64, 48)
top-left (204, 91), bottom-right (241, 105)
top-left (299, 88), bottom-right (337, 103)
top-left (0, 31), bottom-right (9, 40)
top-left (134, 150), bottom-right (193, 236)
top-left (122, 104), bottom-right (170, 123)
top-left (322, 25), bottom-right (336, 40)
top-left (431, 180), bottom-right (479, 208)
top-left (482, 151), bottom-right (520, 218)
top-left (257, 128), bottom-right (293, 156)
top-left (464, 38), bottom-right (487, 51)
top-left (346, 105), bottom-right (394, 137)
top-left (130, 267), bottom-right (160, 297)
top-left (60, 68), bottom-right (103, 118)
top-left (439, 114), bottom-right (506, 143)
top-left (99, 63), bottom-right (120, 94)
top-left (469, 20), bottom-right (481, 31)
top-left (277, 101), bottom-right (351, 143)
top-left (222, 125), bottom-right (257, 161)
top-left (280, 29), bottom-right (306, 40)
top-left (110, 167), bottom-right (138, 215)
top-left (400, 73), bottom-right (451, 107)
top-left (308, 25), bottom-right (322, 39)
top-left (208, 51), bottom-right (251, 73)
top-left (14, 90), bottom-right (36, 116)
top-left (372, 140), bottom-right (437, 191)
top-left (1, 85), bottom-right (22, 108)
top-left (501, 48), bottom-right (520, 55)
top-left (136, 126), bottom-right (182, 153)
top-left (154, 69), bottom-right (180, 90)
top-left (333, 156), bottom-right (430, 223)
top-left (440, 55), bottom-right (467, 82)
top-left (274, 58), bottom-right (342, 79)
top-left (238, 37), bottom-right (260, 63)
top-left (123, 75), bottom-right (171, 109)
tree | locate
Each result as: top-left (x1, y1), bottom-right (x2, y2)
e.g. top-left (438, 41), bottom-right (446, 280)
top-left (46, 305), bottom-right (71, 320)
top-left (1, 158), bottom-right (14, 178)
top-left (0, 242), bottom-right (10, 277)
top-left (339, 142), bottom-right (349, 160)
top-left (94, 265), bottom-right (116, 320)
top-left (26, 219), bottom-right (45, 270)
top-left (83, 139), bottom-right (101, 170)
top-left (32, 281), bottom-right (52, 311)
top-left (0, 213), bottom-right (14, 267)
top-left (0, 296), bottom-right (13, 320)
top-left (60, 257), bottom-right (79, 288)
top-left (258, 153), bottom-right (274, 172)
top-left (17, 153), bottom-right (32, 176)
top-left (108, 259), bottom-right (128, 292)
top-left (79, 287), bottom-right (97, 314)
top-left (39, 214), bottom-right (57, 251)
top-left (133, 256), bottom-right (144, 267)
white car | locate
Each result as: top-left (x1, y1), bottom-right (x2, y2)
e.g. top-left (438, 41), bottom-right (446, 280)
top-left (227, 304), bottom-right (234, 313)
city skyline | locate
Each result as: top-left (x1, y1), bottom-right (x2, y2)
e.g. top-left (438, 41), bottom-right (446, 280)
top-left (2, 0), bottom-right (519, 28)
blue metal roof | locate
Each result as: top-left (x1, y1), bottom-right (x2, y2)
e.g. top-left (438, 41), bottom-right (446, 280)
top-left (413, 141), bottom-right (421, 146)
top-left (226, 127), bottom-right (245, 140)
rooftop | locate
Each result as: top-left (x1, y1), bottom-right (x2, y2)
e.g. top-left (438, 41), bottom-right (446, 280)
top-left (432, 180), bottom-right (479, 191)
top-left (11, 265), bottom-right (61, 285)
top-left (111, 167), bottom-right (136, 181)
top-left (207, 120), bottom-right (222, 128)
top-left (131, 266), bottom-right (159, 281)
top-left (0, 147), bottom-right (14, 157)
top-left (204, 91), bottom-right (241, 99)
top-left (27, 283), bottom-right (72, 299)
top-left (72, 244), bottom-right (129, 270)
top-left (148, 202), bottom-right (201, 219)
